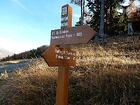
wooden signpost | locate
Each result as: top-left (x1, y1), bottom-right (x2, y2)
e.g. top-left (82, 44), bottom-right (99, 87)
top-left (42, 45), bottom-right (76, 105)
top-left (61, 4), bottom-right (72, 28)
top-left (42, 4), bottom-right (96, 105)
top-left (51, 25), bottom-right (96, 45)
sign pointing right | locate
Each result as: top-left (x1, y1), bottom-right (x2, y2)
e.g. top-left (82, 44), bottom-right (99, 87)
top-left (51, 25), bottom-right (96, 45)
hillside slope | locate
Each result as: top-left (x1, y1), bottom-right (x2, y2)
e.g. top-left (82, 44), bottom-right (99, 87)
top-left (0, 45), bottom-right (48, 61)
top-left (0, 35), bottom-right (139, 105)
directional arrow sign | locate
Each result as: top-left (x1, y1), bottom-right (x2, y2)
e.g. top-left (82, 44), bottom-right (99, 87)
top-left (42, 46), bottom-right (57, 67)
top-left (51, 25), bottom-right (96, 45)
top-left (42, 46), bottom-right (76, 67)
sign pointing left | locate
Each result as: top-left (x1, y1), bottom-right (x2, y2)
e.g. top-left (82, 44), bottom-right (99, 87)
top-left (42, 46), bottom-right (58, 67)
top-left (42, 46), bottom-right (76, 67)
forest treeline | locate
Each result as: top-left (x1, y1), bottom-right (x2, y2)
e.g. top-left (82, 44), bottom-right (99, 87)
top-left (1, 0), bottom-right (140, 61)
top-left (0, 45), bottom-right (48, 61)
top-left (76, 0), bottom-right (140, 35)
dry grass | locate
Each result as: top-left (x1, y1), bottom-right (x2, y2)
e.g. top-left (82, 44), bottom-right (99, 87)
top-left (0, 35), bottom-right (140, 105)
top-left (74, 36), bottom-right (140, 67)
top-left (0, 59), bottom-right (57, 105)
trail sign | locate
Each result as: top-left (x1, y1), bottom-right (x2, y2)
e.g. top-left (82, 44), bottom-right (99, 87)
top-left (51, 25), bottom-right (96, 45)
top-left (61, 4), bottom-right (72, 28)
top-left (42, 3), bottom-right (96, 105)
top-left (42, 46), bottom-right (76, 67)
top-left (42, 46), bottom-right (57, 67)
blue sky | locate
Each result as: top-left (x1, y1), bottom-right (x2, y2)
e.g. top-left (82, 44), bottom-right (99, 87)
top-left (123, 0), bottom-right (140, 6)
top-left (0, 0), bottom-right (81, 54)
top-left (0, 0), bottom-right (140, 55)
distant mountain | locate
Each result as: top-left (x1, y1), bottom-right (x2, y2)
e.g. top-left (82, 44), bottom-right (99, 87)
top-left (0, 48), bottom-right (13, 59)
top-left (0, 45), bottom-right (48, 61)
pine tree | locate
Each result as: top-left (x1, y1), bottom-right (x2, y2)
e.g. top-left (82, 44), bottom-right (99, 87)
top-left (86, 0), bottom-right (128, 36)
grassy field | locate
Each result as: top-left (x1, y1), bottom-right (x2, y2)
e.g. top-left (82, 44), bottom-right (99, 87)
top-left (0, 35), bottom-right (139, 105)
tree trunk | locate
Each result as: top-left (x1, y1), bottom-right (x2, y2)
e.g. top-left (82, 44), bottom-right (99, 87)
top-left (99, 0), bottom-right (105, 41)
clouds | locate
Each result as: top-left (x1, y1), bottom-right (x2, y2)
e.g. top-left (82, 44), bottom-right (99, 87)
top-left (0, 23), bottom-right (49, 54)
top-left (10, 0), bottom-right (32, 14)
top-left (0, 22), bottom-right (50, 54)
top-left (135, 0), bottom-right (140, 7)
top-left (0, 0), bottom-right (81, 54)
top-left (73, 13), bottom-right (80, 21)
top-left (0, 48), bottom-right (13, 58)
top-left (0, 36), bottom-right (41, 54)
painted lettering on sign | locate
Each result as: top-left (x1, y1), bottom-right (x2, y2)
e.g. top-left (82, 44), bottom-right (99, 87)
top-left (61, 4), bottom-right (72, 28)
top-left (56, 47), bottom-right (76, 66)
top-left (51, 29), bottom-right (83, 40)
top-left (42, 46), bottom-right (76, 67)
top-left (55, 48), bottom-right (76, 60)
top-left (51, 25), bottom-right (96, 45)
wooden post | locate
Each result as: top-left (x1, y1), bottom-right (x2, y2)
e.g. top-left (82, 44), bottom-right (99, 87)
top-left (56, 66), bottom-right (69, 105)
